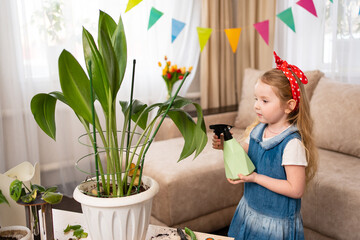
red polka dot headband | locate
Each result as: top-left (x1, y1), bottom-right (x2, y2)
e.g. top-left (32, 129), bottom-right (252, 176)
top-left (273, 51), bottom-right (308, 109)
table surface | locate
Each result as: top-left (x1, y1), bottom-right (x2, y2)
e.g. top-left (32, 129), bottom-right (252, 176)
top-left (44, 209), bottom-right (234, 240)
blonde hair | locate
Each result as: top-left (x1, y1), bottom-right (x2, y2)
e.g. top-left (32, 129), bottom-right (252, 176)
top-left (243, 68), bottom-right (318, 184)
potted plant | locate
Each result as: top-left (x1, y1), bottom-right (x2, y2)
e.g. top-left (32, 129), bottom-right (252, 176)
top-left (0, 181), bottom-right (62, 240)
top-left (30, 10), bottom-right (207, 240)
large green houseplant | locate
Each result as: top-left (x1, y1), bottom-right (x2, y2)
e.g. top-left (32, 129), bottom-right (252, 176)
top-left (30, 10), bottom-right (207, 240)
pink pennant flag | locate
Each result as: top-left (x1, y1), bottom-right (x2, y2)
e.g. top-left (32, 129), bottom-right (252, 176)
top-left (296, 0), bottom-right (318, 17)
top-left (253, 20), bottom-right (269, 45)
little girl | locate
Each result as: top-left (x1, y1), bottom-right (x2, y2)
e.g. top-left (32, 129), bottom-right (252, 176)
top-left (213, 52), bottom-right (318, 240)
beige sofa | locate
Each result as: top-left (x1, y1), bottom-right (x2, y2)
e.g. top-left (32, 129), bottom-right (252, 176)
top-left (144, 69), bottom-right (360, 240)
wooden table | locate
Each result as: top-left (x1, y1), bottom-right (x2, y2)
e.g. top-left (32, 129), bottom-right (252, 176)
top-left (42, 209), bottom-right (234, 240)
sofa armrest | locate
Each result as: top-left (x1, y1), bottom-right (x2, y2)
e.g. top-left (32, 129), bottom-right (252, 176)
top-left (154, 111), bottom-right (238, 141)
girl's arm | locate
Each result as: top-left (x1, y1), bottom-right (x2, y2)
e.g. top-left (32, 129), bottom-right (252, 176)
top-left (228, 165), bottom-right (306, 199)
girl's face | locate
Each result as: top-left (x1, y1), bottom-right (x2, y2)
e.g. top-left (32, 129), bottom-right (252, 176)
top-left (254, 80), bottom-right (289, 126)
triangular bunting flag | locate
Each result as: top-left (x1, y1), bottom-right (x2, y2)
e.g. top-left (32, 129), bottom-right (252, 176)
top-left (253, 20), bottom-right (269, 45)
top-left (171, 19), bottom-right (186, 43)
top-left (125, 0), bottom-right (143, 13)
top-left (197, 27), bottom-right (212, 52)
top-left (224, 28), bottom-right (241, 53)
top-left (277, 7), bottom-right (296, 32)
top-left (296, 0), bottom-right (318, 17)
top-left (148, 7), bottom-right (164, 30)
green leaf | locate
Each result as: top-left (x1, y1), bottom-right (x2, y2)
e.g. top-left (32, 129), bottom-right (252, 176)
top-left (155, 97), bottom-right (208, 161)
top-left (64, 224), bottom-right (81, 233)
top-left (41, 191), bottom-right (63, 204)
top-left (98, 11), bottom-right (117, 45)
top-left (45, 186), bottom-right (58, 193)
top-left (166, 110), bottom-right (198, 161)
top-left (0, 190), bottom-right (10, 206)
top-left (9, 179), bottom-right (23, 202)
top-left (31, 184), bottom-right (46, 193)
top-left (185, 227), bottom-right (197, 240)
top-left (58, 50), bottom-right (93, 123)
top-left (49, 91), bottom-right (90, 128)
top-left (112, 15), bottom-right (127, 87)
top-left (192, 103), bottom-right (208, 158)
top-left (30, 93), bottom-right (57, 140)
top-left (74, 228), bottom-right (88, 239)
top-left (21, 189), bottom-right (37, 203)
top-left (120, 100), bottom-right (149, 130)
top-left (83, 27), bottom-right (110, 114)
top-left (49, 91), bottom-right (67, 104)
top-left (98, 12), bottom-right (120, 100)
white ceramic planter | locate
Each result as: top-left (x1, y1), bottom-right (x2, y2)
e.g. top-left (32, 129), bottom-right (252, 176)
top-left (0, 225), bottom-right (32, 240)
top-left (73, 176), bottom-right (159, 240)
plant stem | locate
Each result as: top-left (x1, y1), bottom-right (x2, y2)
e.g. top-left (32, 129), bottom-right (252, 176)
top-left (88, 61), bottom-right (101, 197)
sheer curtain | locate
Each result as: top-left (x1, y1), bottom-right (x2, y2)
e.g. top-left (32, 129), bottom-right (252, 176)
top-left (0, 0), bottom-right (201, 196)
top-left (275, 0), bottom-right (360, 83)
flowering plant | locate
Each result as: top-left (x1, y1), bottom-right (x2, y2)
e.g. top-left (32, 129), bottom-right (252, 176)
top-left (159, 56), bottom-right (193, 99)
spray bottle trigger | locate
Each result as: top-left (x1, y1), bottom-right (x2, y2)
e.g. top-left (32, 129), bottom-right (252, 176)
top-left (209, 124), bottom-right (233, 138)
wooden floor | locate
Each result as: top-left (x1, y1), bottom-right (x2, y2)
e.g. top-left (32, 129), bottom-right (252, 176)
top-left (54, 196), bottom-right (229, 236)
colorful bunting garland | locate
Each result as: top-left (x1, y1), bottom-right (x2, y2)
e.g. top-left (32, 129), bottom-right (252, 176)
top-left (148, 7), bottom-right (163, 30)
top-left (125, 0), bottom-right (143, 13)
top-left (296, 0), bottom-right (317, 17)
top-left (224, 28), bottom-right (242, 53)
top-left (135, 0), bottom-right (320, 52)
top-left (171, 19), bottom-right (186, 43)
top-left (197, 27), bottom-right (212, 52)
top-left (253, 20), bottom-right (269, 45)
top-left (277, 7), bottom-right (296, 33)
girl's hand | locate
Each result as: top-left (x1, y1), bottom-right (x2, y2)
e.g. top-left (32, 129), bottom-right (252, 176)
top-left (212, 134), bottom-right (224, 150)
top-left (227, 172), bottom-right (258, 184)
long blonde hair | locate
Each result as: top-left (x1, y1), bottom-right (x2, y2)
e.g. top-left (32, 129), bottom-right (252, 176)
top-left (243, 69), bottom-right (318, 184)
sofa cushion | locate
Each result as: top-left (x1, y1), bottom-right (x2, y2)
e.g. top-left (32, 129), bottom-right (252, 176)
top-left (302, 148), bottom-right (360, 240)
top-left (144, 132), bottom-right (244, 229)
top-left (310, 78), bottom-right (360, 158)
top-left (234, 68), bottom-right (324, 129)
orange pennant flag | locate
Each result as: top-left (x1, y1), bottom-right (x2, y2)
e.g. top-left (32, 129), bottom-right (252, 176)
top-left (224, 28), bottom-right (241, 53)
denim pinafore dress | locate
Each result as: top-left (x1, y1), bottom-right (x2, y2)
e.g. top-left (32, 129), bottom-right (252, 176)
top-left (228, 123), bottom-right (304, 240)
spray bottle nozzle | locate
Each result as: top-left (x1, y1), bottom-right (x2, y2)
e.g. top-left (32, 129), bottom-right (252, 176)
top-left (209, 124), bottom-right (233, 141)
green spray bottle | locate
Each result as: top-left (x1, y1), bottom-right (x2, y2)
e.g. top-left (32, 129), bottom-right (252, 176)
top-left (210, 124), bottom-right (255, 180)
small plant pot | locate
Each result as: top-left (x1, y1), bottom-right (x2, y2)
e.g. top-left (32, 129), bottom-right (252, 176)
top-left (0, 226), bottom-right (31, 240)
top-left (73, 175), bottom-right (159, 240)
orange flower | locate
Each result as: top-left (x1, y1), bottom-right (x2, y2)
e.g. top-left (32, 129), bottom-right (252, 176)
top-left (164, 56), bottom-right (168, 61)
top-left (188, 66), bottom-right (193, 73)
top-left (158, 62), bottom-right (162, 67)
top-left (180, 67), bottom-right (186, 74)
top-left (162, 68), bottom-right (167, 76)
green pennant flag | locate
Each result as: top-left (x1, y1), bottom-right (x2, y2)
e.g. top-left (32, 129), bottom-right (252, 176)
top-left (125, 0), bottom-right (143, 13)
top-left (197, 27), bottom-right (212, 52)
top-left (277, 7), bottom-right (296, 32)
top-left (148, 7), bottom-right (164, 30)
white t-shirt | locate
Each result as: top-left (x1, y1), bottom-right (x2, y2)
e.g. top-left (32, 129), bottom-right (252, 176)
top-left (245, 131), bottom-right (308, 167)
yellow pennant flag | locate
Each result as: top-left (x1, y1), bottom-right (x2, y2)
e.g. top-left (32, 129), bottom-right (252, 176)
top-left (125, 0), bottom-right (143, 13)
top-left (197, 27), bottom-right (212, 52)
top-left (224, 28), bottom-right (241, 53)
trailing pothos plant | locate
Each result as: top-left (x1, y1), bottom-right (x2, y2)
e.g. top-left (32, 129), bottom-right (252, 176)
top-left (30, 11), bottom-right (207, 198)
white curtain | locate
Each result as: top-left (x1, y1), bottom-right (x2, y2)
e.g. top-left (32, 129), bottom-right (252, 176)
top-left (275, 0), bottom-right (360, 84)
top-left (0, 0), bottom-right (201, 196)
